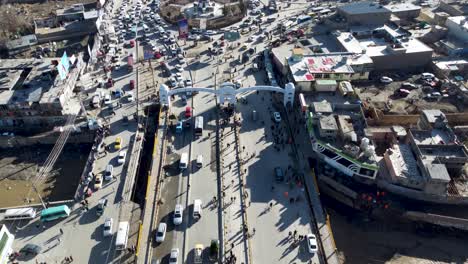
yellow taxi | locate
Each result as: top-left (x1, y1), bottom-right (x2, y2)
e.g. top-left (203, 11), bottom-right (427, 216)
top-left (115, 137), bottom-right (122, 150)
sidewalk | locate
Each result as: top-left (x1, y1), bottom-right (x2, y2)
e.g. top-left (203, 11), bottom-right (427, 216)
top-left (284, 100), bottom-right (341, 264)
top-left (220, 111), bottom-right (250, 264)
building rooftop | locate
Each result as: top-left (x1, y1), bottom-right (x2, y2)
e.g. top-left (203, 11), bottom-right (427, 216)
top-left (384, 3), bottom-right (421, 13)
top-left (422, 109), bottom-right (446, 124)
top-left (319, 115), bottom-right (338, 131)
top-left (411, 129), bottom-right (454, 145)
top-left (389, 143), bottom-right (424, 181)
top-left (424, 163), bottom-right (451, 182)
top-left (336, 27), bottom-right (433, 58)
top-left (446, 16), bottom-right (468, 31)
top-left (289, 53), bottom-right (372, 82)
top-left (313, 101), bottom-right (333, 113)
top-left (338, 1), bottom-right (390, 16)
top-left (0, 58), bottom-right (58, 105)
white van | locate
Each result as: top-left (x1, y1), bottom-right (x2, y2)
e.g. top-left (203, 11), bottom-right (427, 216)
top-left (3, 207), bottom-right (36, 221)
top-left (193, 199), bottom-right (202, 220)
top-left (180, 152), bottom-right (188, 170)
top-left (196, 155), bottom-right (203, 168)
top-left (115, 221), bottom-right (129, 250)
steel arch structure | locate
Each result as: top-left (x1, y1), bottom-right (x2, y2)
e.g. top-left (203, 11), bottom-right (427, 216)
top-left (159, 82), bottom-right (295, 108)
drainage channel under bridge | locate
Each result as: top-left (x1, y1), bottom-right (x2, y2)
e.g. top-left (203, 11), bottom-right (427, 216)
top-left (131, 104), bottom-right (160, 206)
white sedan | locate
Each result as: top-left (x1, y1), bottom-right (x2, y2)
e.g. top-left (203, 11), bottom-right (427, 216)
top-left (117, 150), bottom-right (127, 164)
top-left (306, 233), bottom-right (318, 254)
top-left (103, 218), bottom-right (113, 237)
top-left (380, 76), bottom-right (393, 84)
top-left (173, 204), bottom-right (183, 225)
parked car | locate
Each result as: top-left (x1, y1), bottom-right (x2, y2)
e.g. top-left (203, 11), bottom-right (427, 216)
top-left (96, 198), bottom-right (108, 216)
top-left (94, 174), bottom-right (103, 189)
top-left (127, 91), bottom-right (134, 102)
top-left (104, 164), bottom-right (114, 181)
top-left (173, 204), bottom-right (183, 225)
top-left (103, 217), bottom-right (113, 237)
top-left (118, 150), bottom-right (127, 164)
top-left (185, 79), bottom-right (192, 87)
top-left (155, 222), bottom-right (167, 243)
top-left (379, 76), bottom-right (393, 84)
top-left (306, 234), bottom-right (318, 253)
top-left (115, 137), bottom-right (122, 150)
top-left (169, 248), bottom-right (180, 264)
top-left (421, 72), bottom-right (435, 80)
top-left (401, 82), bottom-right (417, 90)
top-left (19, 244), bottom-right (42, 256)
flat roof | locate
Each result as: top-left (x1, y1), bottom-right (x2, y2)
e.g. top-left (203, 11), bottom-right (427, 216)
top-left (424, 163), bottom-right (451, 182)
top-left (446, 16), bottom-right (468, 31)
top-left (385, 3), bottom-right (421, 13)
top-left (0, 58), bottom-right (58, 105)
top-left (338, 1), bottom-right (390, 15)
top-left (313, 101), bottom-right (333, 113)
top-left (319, 115), bottom-right (338, 131)
top-left (289, 54), bottom-right (358, 82)
top-left (336, 29), bottom-right (433, 57)
top-left (388, 143), bottom-right (424, 181)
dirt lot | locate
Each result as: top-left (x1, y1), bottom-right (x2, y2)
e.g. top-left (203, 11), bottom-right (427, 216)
top-left (355, 73), bottom-right (461, 115)
top-left (326, 198), bottom-right (468, 264)
top-left (0, 143), bottom-right (92, 208)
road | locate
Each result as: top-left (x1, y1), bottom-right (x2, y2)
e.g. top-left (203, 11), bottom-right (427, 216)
top-left (145, 1), bottom-right (325, 263)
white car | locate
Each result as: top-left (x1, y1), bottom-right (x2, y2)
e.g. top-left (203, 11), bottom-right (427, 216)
top-left (175, 65), bottom-right (183, 72)
top-left (184, 79), bottom-right (192, 87)
top-left (117, 150), bottom-right (127, 164)
top-left (155, 222), bottom-right (167, 243)
top-left (173, 204), bottom-right (183, 225)
top-left (175, 73), bottom-right (183, 82)
top-left (306, 233), bottom-right (318, 253)
top-left (127, 91), bottom-right (134, 102)
top-left (421, 72), bottom-right (435, 80)
top-left (169, 248), bottom-right (179, 264)
top-left (273, 112), bottom-right (281, 123)
top-left (103, 218), bottom-right (113, 237)
top-left (380, 76), bottom-right (393, 84)
top-left (104, 94), bottom-right (112, 105)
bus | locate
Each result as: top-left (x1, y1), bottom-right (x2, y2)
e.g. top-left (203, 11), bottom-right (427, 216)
top-left (115, 221), bottom-right (129, 250)
top-left (194, 116), bottom-right (203, 136)
top-left (40, 205), bottom-right (71, 222)
top-left (297, 15), bottom-right (312, 24)
top-left (3, 207), bottom-right (36, 221)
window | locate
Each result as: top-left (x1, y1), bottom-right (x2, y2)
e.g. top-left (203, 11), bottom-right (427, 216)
top-left (323, 74), bottom-right (330, 79)
top-left (315, 74), bottom-right (322, 79)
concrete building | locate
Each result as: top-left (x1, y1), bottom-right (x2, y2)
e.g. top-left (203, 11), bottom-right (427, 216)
top-left (384, 3), bottom-right (421, 20)
top-left (306, 100), bottom-right (379, 181)
top-left (438, 0), bottom-right (468, 16)
top-left (432, 58), bottom-right (468, 78)
top-left (445, 16), bottom-right (468, 42)
top-left (0, 58), bottom-right (82, 131)
top-left (0, 225), bottom-right (14, 264)
top-left (33, 3), bottom-right (99, 43)
top-left (287, 53), bottom-right (373, 91)
top-left (335, 25), bottom-right (433, 70)
top-left (337, 1), bottom-right (391, 26)
top-left (5, 35), bottom-right (38, 56)
top-left (383, 110), bottom-right (468, 195)
top-left (318, 115), bottom-right (338, 139)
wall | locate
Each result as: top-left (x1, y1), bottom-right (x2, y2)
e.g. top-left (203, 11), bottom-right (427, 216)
top-left (371, 50), bottom-right (433, 70)
top-left (446, 113), bottom-right (468, 126)
top-left (446, 17), bottom-right (468, 43)
top-left (0, 131), bottom-right (95, 149)
top-left (366, 108), bottom-right (420, 127)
